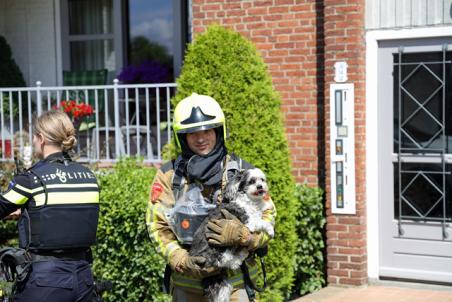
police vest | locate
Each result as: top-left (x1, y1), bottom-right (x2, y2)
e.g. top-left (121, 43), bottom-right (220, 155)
top-left (17, 156), bottom-right (99, 251)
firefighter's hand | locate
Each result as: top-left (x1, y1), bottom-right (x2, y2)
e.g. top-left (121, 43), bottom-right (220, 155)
top-left (4, 209), bottom-right (21, 220)
top-left (170, 249), bottom-right (219, 278)
top-left (206, 209), bottom-right (251, 247)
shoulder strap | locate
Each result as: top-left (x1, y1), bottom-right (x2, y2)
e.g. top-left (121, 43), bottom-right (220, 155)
top-left (224, 153), bottom-right (244, 183)
top-left (172, 172), bottom-right (185, 201)
top-left (160, 160), bottom-right (174, 173)
top-left (170, 158), bottom-right (185, 200)
top-left (217, 154), bottom-right (242, 203)
top-left (225, 158), bottom-right (240, 171)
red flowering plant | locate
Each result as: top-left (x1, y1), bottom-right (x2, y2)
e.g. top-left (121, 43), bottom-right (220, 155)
top-left (53, 100), bottom-right (94, 130)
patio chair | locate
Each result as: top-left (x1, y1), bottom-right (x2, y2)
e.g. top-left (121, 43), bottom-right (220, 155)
top-left (62, 69), bottom-right (108, 129)
top-left (88, 102), bottom-right (155, 160)
top-left (119, 97), bottom-right (154, 158)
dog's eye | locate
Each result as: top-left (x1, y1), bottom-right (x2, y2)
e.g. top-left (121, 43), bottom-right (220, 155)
top-left (249, 179), bottom-right (255, 184)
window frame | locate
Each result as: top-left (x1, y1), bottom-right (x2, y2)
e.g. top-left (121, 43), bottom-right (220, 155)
top-left (60, 0), bottom-right (125, 79)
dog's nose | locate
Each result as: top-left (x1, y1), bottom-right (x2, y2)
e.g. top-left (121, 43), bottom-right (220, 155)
top-left (257, 185), bottom-right (263, 190)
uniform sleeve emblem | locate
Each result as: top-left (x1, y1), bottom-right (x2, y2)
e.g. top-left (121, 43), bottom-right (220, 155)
top-left (3, 181), bottom-right (16, 194)
top-left (7, 181), bottom-right (15, 190)
top-left (151, 183), bottom-right (163, 203)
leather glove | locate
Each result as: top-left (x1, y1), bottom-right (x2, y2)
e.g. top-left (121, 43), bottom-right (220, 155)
top-left (206, 209), bottom-right (252, 247)
top-left (169, 249), bottom-right (219, 278)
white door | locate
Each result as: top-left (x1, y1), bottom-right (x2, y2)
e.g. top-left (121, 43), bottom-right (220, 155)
top-left (378, 38), bottom-right (452, 283)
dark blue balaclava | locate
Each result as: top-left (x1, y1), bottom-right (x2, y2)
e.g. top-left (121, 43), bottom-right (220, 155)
top-left (177, 127), bottom-right (227, 186)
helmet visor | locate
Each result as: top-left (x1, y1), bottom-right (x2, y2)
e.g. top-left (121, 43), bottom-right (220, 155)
top-left (176, 123), bottom-right (223, 134)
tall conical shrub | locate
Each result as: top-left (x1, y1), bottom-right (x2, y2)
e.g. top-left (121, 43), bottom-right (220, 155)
top-left (173, 25), bottom-right (297, 301)
top-left (0, 36), bottom-right (26, 87)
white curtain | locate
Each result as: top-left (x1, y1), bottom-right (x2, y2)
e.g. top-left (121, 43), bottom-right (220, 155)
top-left (68, 0), bottom-right (115, 71)
top-left (69, 0), bottom-right (112, 35)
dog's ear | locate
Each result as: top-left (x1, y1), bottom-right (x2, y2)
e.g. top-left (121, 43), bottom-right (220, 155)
top-left (237, 169), bottom-right (250, 192)
top-left (223, 170), bottom-right (245, 201)
top-left (223, 182), bottom-right (237, 202)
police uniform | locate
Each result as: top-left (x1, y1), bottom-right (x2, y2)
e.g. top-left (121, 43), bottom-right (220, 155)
top-left (146, 153), bottom-right (276, 302)
top-left (0, 152), bottom-right (100, 302)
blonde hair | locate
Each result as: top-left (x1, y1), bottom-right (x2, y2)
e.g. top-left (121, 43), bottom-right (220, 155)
top-left (33, 110), bottom-right (77, 151)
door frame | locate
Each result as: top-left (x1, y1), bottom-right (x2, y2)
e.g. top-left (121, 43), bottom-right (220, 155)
top-left (366, 26), bottom-right (452, 281)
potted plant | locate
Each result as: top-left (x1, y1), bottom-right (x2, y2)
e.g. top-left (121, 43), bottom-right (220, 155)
top-left (0, 35), bottom-right (26, 88)
top-left (53, 100), bottom-right (94, 131)
top-left (117, 59), bottom-right (171, 85)
top-left (117, 60), bottom-right (171, 131)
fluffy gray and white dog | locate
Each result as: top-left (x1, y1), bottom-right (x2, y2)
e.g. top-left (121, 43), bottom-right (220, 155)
top-left (189, 168), bottom-right (274, 302)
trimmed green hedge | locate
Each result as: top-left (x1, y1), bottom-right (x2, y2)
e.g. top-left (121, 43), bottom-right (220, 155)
top-left (172, 25), bottom-right (298, 301)
top-left (0, 164), bottom-right (18, 245)
top-left (291, 185), bottom-right (326, 298)
top-left (93, 159), bottom-right (169, 302)
top-left (0, 35), bottom-right (26, 88)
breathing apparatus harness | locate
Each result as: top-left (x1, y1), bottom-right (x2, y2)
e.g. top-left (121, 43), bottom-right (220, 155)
top-left (163, 155), bottom-right (268, 301)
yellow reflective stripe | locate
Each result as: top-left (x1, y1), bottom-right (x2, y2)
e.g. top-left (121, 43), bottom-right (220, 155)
top-left (165, 241), bottom-right (180, 260)
top-left (145, 206), bottom-right (152, 232)
top-left (260, 232), bottom-right (269, 245)
top-left (34, 191), bottom-right (99, 206)
top-left (3, 189), bottom-right (28, 205)
top-left (148, 203), bottom-right (171, 259)
top-left (171, 274), bottom-right (204, 290)
top-left (229, 266), bottom-right (258, 287)
top-left (226, 261), bottom-right (259, 278)
top-left (171, 262), bottom-right (260, 289)
top-left (15, 184), bottom-right (33, 194)
top-left (150, 229), bottom-right (162, 254)
top-left (45, 183), bottom-right (98, 189)
top-left (263, 201), bottom-right (276, 223)
top-left (263, 214), bottom-right (275, 224)
top-left (16, 183), bottom-right (98, 195)
top-left (145, 218), bottom-right (162, 253)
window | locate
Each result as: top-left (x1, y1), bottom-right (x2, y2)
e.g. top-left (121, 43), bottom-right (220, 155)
top-left (61, 0), bottom-right (119, 74)
top-left (61, 0), bottom-right (190, 82)
top-left (124, 0), bottom-right (190, 82)
top-left (393, 50), bottom-right (452, 221)
top-left (393, 51), bottom-right (452, 153)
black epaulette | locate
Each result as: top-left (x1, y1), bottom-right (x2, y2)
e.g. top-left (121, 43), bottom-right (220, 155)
top-left (160, 160), bottom-right (175, 173)
top-left (229, 153), bottom-right (254, 170)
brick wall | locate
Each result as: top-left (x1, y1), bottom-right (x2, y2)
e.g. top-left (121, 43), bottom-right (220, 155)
top-left (192, 0), bottom-right (324, 186)
top-left (323, 0), bottom-right (367, 286)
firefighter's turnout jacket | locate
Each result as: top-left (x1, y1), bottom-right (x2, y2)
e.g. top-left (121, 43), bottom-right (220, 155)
top-left (0, 152), bottom-right (99, 251)
top-left (146, 154), bottom-right (276, 292)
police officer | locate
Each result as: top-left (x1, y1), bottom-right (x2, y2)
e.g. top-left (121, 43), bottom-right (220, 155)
top-left (146, 93), bottom-right (276, 301)
top-left (0, 110), bottom-right (100, 302)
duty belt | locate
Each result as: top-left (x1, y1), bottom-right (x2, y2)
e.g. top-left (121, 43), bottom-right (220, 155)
top-left (0, 248), bottom-right (32, 283)
top-left (29, 249), bottom-right (90, 262)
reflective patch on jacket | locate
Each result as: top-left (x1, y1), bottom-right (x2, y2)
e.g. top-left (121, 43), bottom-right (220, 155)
top-left (170, 258), bottom-right (260, 291)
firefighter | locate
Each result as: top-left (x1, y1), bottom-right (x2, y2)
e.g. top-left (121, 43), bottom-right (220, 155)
top-left (0, 110), bottom-right (100, 302)
top-left (146, 93), bottom-right (276, 301)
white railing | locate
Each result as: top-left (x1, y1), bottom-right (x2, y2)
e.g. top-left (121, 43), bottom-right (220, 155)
top-left (0, 80), bottom-right (177, 164)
